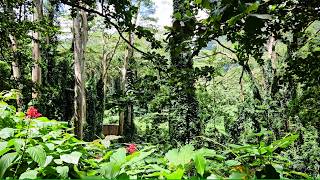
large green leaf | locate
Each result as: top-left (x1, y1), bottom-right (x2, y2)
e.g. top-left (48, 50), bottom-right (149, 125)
top-left (165, 144), bottom-right (194, 166)
top-left (124, 149), bottom-right (155, 167)
top-left (0, 128), bottom-right (14, 139)
top-left (56, 166), bottom-right (69, 179)
top-left (44, 156), bottom-right (53, 167)
top-left (8, 139), bottom-right (24, 152)
top-left (194, 154), bottom-right (206, 176)
top-left (269, 134), bottom-right (299, 152)
top-left (26, 146), bottom-right (46, 167)
top-left (99, 162), bottom-right (121, 179)
top-left (0, 152), bottom-right (17, 178)
top-left (110, 148), bottom-right (126, 164)
top-left (165, 168), bottom-right (184, 180)
top-left (0, 141), bottom-right (7, 151)
top-left (60, 151), bottom-right (82, 165)
top-left (19, 170), bottom-right (38, 179)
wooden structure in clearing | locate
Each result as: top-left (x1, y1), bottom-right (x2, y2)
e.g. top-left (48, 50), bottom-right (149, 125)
top-left (103, 124), bottom-right (120, 136)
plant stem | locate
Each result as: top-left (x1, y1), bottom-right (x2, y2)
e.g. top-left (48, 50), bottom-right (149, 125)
top-left (13, 119), bottom-right (31, 178)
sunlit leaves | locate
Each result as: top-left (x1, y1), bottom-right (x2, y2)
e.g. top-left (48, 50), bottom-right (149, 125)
top-left (26, 146), bottom-right (46, 167)
top-left (194, 153), bottom-right (206, 176)
top-left (56, 166), bottom-right (69, 179)
top-left (60, 151), bottom-right (82, 165)
top-left (0, 152), bottom-right (17, 178)
top-left (19, 170), bottom-right (38, 180)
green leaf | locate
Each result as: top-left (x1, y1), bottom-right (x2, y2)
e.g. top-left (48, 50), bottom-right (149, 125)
top-left (196, 148), bottom-right (215, 157)
top-left (124, 149), bottom-right (155, 166)
top-left (0, 148), bottom-right (10, 157)
top-left (186, 10), bottom-right (192, 17)
top-left (165, 144), bottom-right (194, 166)
top-left (60, 151), bottom-right (82, 164)
top-left (289, 171), bottom-right (310, 178)
top-left (54, 158), bottom-right (63, 165)
top-left (270, 134), bottom-right (299, 152)
top-left (45, 143), bottom-right (55, 151)
top-left (195, 0), bottom-right (202, 4)
top-left (8, 139), bottom-right (24, 152)
top-left (245, 2), bottom-right (260, 13)
top-left (227, 14), bottom-right (244, 26)
top-left (56, 166), bottom-right (69, 179)
top-left (110, 148), bottom-right (126, 164)
top-left (229, 172), bottom-right (247, 179)
top-left (207, 174), bottom-right (219, 179)
top-left (225, 160), bottom-right (241, 167)
top-left (99, 162), bottom-right (121, 179)
top-left (173, 12), bottom-right (182, 20)
top-left (44, 156), bottom-right (53, 167)
top-left (73, 165), bottom-right (86, 178)
top-left (194, 154), bottom-right (206, 176)
top-left (0, 152), bottom-right (17, 178)
top-left (0, 128), bottom-right (14, 139)
top-left (19, 170), bottom-right (38, 179)
top-left (26, 146), bottom-right (46, 167)
top-left (165, 168), bottom-right (184, 179)
top-left (0, 141), bottom-right (7, 151)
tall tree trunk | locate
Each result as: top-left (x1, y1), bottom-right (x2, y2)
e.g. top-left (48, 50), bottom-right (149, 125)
top-left (32, 0), bottom-right (43, 99)
top-left (44, 1), bottom-right (57, 85)
top-left (73, 8), bottom-right (88, 139)
top-left (8, 4), bottom-right (23, 109)
top-left (9, 34), bottom-right (23, 110)
top-left (168, 0), bottom-right (201, 145)
top-left (102, 34), bottom-right (109, 106)
top-left (119, 0), bottom-right (141, 139)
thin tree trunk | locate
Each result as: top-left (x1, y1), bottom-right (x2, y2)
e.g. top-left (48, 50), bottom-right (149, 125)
top-left (73, 8), bottom-right (88, 139)
top-left (9, 34), bottom-right (23, 110)
top-left (32, 0), bottom-right (43, 99)
top-left (119, 0), bottom-right (141, 138)
top-left (7, 2), bottom-right (22, 109)
top-left (44, 1), bottom-right (57, 85)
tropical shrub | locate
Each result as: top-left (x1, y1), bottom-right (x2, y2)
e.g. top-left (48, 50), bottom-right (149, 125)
top-left (0, 90), bottom-right (310, 179)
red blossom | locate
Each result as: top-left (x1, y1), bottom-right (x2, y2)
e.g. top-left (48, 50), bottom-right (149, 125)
top-left (26, 106), bottom-right (42, 118)
top-left (126, 144), bottom-right (137, 154)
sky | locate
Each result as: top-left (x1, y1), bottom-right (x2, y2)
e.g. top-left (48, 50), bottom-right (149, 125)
top-left (153, 0), bottom-right (173, 28)
top-left (58, 0), bottom-right (175, 39)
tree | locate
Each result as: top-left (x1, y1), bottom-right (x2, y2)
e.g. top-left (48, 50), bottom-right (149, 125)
top-left (72, 7), bottom-right (88, 139)
top-left (119, 0), bottom-right (142, 140)
top-left (167, 0), bottom-right (201, 144)
top-left (32, 0), bottom-right (43, 99)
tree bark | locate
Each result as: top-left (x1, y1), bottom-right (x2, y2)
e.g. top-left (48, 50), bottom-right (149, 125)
top-left (73, 8), bottom-right (88, 139)
top-left (9, 34), bottom-right (23, 110)
top-left (32, 0), bottom-right (43, 99)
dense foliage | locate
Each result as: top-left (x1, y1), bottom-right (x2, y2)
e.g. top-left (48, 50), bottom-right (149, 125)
top-left (0, 91), bottom-right (311, 179)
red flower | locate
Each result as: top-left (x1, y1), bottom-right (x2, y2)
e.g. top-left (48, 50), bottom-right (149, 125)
top-left (26, 106), bottom-right (42, 118)
top-left (126, 144), bottom-right (137, 154)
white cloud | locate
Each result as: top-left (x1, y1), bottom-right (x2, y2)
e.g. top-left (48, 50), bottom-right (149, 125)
top-left (153, 0), bottom-right (173, 28)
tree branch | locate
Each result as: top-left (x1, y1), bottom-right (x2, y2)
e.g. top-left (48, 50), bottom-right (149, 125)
top-left (214, 39), bottom-right (236, 54)
top-left (60, 0), bottom-right (148, 56)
